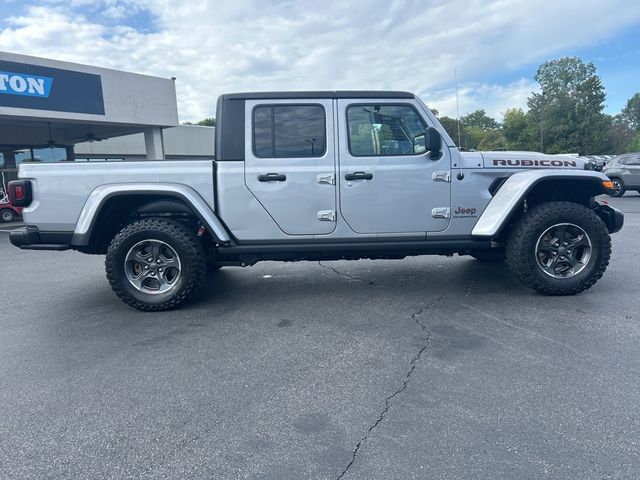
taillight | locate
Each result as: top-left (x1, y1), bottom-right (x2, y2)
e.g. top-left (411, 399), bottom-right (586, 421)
top-left (8, 180), bottom-right (32, 207)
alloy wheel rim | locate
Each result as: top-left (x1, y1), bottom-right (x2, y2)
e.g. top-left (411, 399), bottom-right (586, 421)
top-left (611, 179), bottom-right (622, 194)
top-left (2, 211), bottom-right (12, 221)
top-left (124, 239), bottom-right (182, 294)
top-left (535, 223), bottom-right (592, 279)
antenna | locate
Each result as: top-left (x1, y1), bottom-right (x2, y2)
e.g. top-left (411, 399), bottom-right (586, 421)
top-left (455, 69), bottom-right (461, 146)
top-left (540, 93), bottom-right (544, 153)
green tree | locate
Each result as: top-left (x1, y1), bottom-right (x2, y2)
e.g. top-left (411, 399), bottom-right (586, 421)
top-left (196, 117), bottom-right (216, 127)
top-left (527, 57), bottom-right (610, 154)
top-left (607, 115), bottom-right (636, 154)
top-left (460, 109), bottom-right (500, 130)
top-left (621, 93), bottom-right (640, 132)
top-left (477, 129), bottom-right (507, 150)
top-left (502, 108), bottom-right (533, 150)
top-left (463, 127), bottom-right (486, 150)
top-left (458, 109), bottom-right (503, 150)
top-left (438, 116), bottom-right (465, 146)
top-left (182, 117), bottom-right (216, 127)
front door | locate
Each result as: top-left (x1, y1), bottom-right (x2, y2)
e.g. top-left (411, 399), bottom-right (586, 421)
top-left (337, 99), bottom-right (451, 234)
top-left (244, 99), bottom-right (336, 235)
top-left (626, 154), bottom-right (640, 186)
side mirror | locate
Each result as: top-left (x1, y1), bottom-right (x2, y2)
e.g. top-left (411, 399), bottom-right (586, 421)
top-left (426, 127), bottom-right (442, 160)
top-left (413, 133), bottom-right (427, 154)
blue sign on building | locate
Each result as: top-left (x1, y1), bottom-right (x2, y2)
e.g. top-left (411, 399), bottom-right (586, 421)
top-left (0, 60), bottom-right (104, 115)
top-left (0, 71), bottom-right (53, 98)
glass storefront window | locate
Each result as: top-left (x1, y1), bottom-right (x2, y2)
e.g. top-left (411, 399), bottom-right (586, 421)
top-left (14, 149), bottom-right (33, 166)
top-left (0, 146), bottom-right (71, 168)
top-left (31, 147), bottom-right (69, 163)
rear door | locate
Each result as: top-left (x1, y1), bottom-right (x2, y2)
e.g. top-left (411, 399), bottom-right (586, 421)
top-left (337, 99), bottom-right (451, 234)
top-left (244, 99), bottom-right (336, 235)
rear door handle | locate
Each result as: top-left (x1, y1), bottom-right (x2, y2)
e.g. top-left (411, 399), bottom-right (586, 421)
top-left (258, 173), bottom-right (287, 182)
top-left (345, 172), bottom-right (373, 181)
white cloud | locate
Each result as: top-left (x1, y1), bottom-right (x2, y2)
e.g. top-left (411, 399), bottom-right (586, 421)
top-left (426, 78), bottom-right (539, 121)
top-left (103, 5), bottom-right (127, 19)
top-left (1, 0), bottom-right (640, 121)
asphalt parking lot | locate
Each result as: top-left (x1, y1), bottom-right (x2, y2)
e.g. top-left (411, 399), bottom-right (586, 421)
top-left (1, 196), bottom-right (639, 480)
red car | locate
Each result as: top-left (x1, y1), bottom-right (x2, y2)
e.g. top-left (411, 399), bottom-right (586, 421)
top-left (0, 192), bottom-right (23, 223)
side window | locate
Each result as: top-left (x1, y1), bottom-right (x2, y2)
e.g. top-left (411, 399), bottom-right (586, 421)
top-left (347, 104), bottom-right (426, 156)
top-left (626, 155), bottom-right (640, 165)
top-left (253, 104), bottom-right (326, 158)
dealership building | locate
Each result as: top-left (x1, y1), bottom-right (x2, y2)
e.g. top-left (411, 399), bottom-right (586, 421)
top-left (0, 51), bottom-right (212, 192)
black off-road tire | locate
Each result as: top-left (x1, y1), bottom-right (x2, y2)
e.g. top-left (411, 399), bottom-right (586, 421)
top-left (206, 259), bottom-right (223, 272)
top-left (506, 201), bottom-right (611, 295)
top-left (470, 249), bottom-right (506, 262)
top-left (105, 218), bottom-right (206, 311)
top-left (608, 178), bottom-right (625, 197)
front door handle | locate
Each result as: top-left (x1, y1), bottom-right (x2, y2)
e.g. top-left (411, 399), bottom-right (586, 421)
top-left (345, 172), bottom-right (373, 181)
top-left (258, 173), bottom-right (287, 182)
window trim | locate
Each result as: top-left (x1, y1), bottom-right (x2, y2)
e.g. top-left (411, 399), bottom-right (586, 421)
top-left (345, 102), bottom-right (429, 158)
top-left (251, 103), bottom-right (327, 159)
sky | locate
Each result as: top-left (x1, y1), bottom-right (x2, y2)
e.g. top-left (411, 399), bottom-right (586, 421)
top-left (1, 0), bottom-right (639, 123)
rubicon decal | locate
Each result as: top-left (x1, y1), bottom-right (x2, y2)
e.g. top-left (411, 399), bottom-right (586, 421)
top-left (492, 159), bottom-right (577, 167)
top-left (0, 71), bottom-right (53, 98)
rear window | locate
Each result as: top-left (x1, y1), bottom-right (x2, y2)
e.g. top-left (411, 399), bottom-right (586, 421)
top-left (252, 105), bottom-right (326, 158)
top-left (626, 155), bottom-right (640, 165)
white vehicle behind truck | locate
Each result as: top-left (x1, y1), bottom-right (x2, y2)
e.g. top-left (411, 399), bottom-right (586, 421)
top-left (8, 91), bottom-right (623, 310)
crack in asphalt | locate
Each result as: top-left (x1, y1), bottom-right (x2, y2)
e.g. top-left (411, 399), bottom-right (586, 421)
top-left (336, 298), bottom-right (440, 480)
top-left (318, 261), bottom-right (377, 286)
top-left (411, 297), bottom-right (441, 331)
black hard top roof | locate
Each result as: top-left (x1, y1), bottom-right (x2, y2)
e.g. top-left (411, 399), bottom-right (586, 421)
top-left (222, 91), bottom-right (415, 101)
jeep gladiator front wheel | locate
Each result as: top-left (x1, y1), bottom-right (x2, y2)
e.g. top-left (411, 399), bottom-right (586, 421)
top-left (506, 202), bottom-right (611, 295)
top-left (105, 218), bottom-right (206, 311)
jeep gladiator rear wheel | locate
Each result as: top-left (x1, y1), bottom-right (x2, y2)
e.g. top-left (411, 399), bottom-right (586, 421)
top-left (206, 259), bottom-right (223, 272)
top-left (105, 218), bottom-right (206, 311)
top-left (506, 201), bottom-right (611, 295)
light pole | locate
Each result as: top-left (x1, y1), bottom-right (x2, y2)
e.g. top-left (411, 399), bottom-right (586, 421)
top-left (305, 138), bottom-right (316, 155)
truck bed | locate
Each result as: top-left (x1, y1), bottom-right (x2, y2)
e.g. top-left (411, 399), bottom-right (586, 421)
top-left (18, 160), bottom-right (214, 232)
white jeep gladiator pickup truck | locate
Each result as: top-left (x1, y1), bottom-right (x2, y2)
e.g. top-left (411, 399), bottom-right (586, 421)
top-left (8, 91), bottom-right (623, 310)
